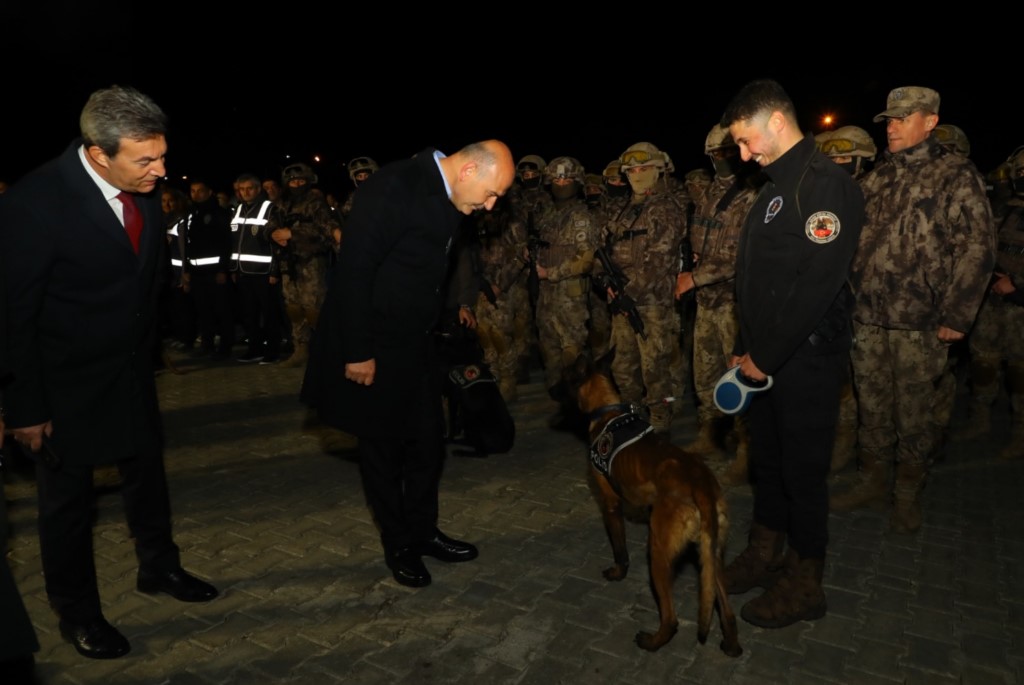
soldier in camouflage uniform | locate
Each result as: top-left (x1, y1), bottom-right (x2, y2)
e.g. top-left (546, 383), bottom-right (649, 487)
top-left (957, 146), bottom-right (1024, 459)
top-left (533, 157), bottom-right (598, 407)
top-left (505, 155), bottom-right (551, 383)
top-left (832, 87), bottom-right (995, 533)
top-left (675, 125), bottom-right (758, 483)
top-left (470, 198), bottom-right (526, 401)
top-left (583, 172), bottom-right (612, 358)
top-left (814, 125), bottom-right (877, 474)
top-left (268, 163), bottom-right (340, 368)
top-left (340, 156), bottom-right (378, 223)
top-left (601, 142), bottom-right (686, 434)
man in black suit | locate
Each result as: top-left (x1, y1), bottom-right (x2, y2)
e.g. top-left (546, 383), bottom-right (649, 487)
top-left (302, 141), bottom-right (515, 587)
top-left (0, 86), bottom-right (217, 660)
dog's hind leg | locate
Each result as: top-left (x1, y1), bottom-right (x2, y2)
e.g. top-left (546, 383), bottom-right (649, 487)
top-left (713, 557), bottom-right (743, 657)
top-left (635, 502), bottom-right (690, 652)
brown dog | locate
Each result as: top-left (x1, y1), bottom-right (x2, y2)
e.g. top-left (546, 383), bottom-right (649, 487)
top-left (570, 351), bottom-right (742, 657)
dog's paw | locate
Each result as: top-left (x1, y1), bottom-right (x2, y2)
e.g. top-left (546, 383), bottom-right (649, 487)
top-left (602, 565), bottom-right (628, 581)
top-left (635, 630), bottom-right (664, 652)
top-left (720, 639), bottom-right (743, 658)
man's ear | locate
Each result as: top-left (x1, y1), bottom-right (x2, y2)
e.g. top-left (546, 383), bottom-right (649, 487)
top-left (924, 114), bottom-right (938, 132)
top-left (459, 162), bottom-right (477, 181)
top-left (86, 145), bottom-right (111, 170)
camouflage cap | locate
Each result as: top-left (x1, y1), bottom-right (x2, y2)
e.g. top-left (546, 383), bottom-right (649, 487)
top-left (872, 86), bottom-right (940, 123)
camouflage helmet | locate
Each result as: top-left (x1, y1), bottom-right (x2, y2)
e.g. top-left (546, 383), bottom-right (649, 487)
top-left (584, 173), bottom-right (605, 190)
top-left (348, 156), bottom-right (379, 182)
top-left (1008, 146), bottom-right (1024, 178)
top-left (516, 155), bottom-right (547, 180)
top-left (545, 156), bottom-right (585, 184)
top-left (618, 142), bottom-right (667, 172)
top-left (704, 125), bottom-right (736, 154)
top-left (281, 162), bottom-right (318, 185)
top-left (932, 124), bottom-right (970, 157)
top-left (815, 126), bottom-right (877, 161)
top-left (685, 168), bottom-right (712, 185)
top-left (989, 161), bottom-right (1013, 183)
top-left (602, 160), bottom-right (623, 181)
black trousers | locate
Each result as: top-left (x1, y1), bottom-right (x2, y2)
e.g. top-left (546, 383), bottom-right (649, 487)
top-left (36, 453), bottom-right (180, 623)
top-left (746, 352), bottom-right (843, 559)
top-left (190, 270), bottom-right (234, 352)
top-left (237, 273), bottom-right (282, 356)
top-left (357, 371), bottom-right (445, 553)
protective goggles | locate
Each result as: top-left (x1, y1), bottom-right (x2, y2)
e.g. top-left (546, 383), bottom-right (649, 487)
top-left (818, 138), bottom-right (858, 156)
top-left (620, 149), bottom-right (662, 166)
top-left (713, 366), bottom-right (773, 415)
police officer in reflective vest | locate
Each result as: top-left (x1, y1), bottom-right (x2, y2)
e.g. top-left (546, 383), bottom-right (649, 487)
top-left (230, 173), bottom-right (283, 363)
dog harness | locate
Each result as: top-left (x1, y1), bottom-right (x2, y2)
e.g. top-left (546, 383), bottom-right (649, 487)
top-left (589, 410), bottom-right (654, 477)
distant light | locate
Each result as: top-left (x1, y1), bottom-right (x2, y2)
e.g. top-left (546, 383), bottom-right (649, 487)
top-left (313, 155), bottom-right (321, 163)
top-left (821, 114), bottom-right (835, 129)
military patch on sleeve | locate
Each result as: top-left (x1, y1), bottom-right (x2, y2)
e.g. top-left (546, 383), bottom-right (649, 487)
top-left (575, 229), bottom-right (589, 242)
top-left (805, 211), bottom-right (840, 244)
top-left (764, 196), bottom-right (783, 223)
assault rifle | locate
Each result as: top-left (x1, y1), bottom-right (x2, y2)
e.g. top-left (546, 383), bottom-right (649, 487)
top-left (593, 246), bottom-right (646, 340)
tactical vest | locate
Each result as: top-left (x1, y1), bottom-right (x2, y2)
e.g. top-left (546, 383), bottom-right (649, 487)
top-left (230, 200), bottom-right (275, 275)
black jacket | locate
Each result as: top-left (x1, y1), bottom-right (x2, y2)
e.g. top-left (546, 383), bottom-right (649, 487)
top-left (0, 141), bottom-right (165, 464)
top-left (734, 135), bottom-right (865, 375)
top-left (301, 149), bottom-right (462, 438)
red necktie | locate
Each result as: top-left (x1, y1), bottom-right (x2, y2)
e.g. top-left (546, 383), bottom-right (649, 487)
top-left (117, 191), bottom-right (142, 254)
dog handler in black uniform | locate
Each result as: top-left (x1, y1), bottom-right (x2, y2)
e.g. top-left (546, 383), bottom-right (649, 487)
top-left (718, 79), bottom-right (864, 628)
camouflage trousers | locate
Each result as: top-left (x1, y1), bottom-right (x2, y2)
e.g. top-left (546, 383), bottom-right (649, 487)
top-left (851, 322), bottom-right (947, 466)
top-left (692, 301), bottom-right (738, 425)
top-left (588, 288), bottom-right (612, 360)
top-left (282, 261), bottom-right (327, 347)
top-left (610, 304), bottom-right (676, 432)
top-left (474, 290), bottom-right (518, 400)
top-left (968, 297), bottom-right (1024, 403)
top-left (507, 279), bottom-right (534, 364)
top-left (536, 283), bottom-right (589, 391)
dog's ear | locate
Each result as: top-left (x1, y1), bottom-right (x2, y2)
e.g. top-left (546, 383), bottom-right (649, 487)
top-left (565, 351), bottom-right (592, 390)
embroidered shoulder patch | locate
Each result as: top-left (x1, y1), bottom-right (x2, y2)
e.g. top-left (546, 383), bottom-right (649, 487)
top-left (764, 196), bottom-right (783, 223)
top-left (805, 211), bottom-right (840, 244)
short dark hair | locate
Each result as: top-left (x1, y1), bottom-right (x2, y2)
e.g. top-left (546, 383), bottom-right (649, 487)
top-left (80, 85), bottom-right (167, 157)
top-left (720, 79), bottom-right (797, 128)
top-left (235, 173), bottom-right (261, 187)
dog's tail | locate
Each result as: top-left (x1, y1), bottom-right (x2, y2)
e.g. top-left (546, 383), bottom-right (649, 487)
top-left (696, 492), bottom-right (719, 642)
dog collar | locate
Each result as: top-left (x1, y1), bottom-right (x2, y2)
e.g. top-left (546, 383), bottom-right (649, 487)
top-left (587, 402), bottom-right (635, 422)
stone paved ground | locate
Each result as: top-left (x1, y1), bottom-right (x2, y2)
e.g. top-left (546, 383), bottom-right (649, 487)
top-left (3, 351), bottom-right (1023, 684)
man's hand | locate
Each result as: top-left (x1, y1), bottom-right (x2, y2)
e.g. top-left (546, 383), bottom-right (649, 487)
top-left (675, 272), bottom-right (695, 300)
top-left (269, 276), bottom-right (279, 285)
top-left (345, 359), bottom-right (376, 386)
top-left (9, 421), bottom-right (53, 453)
top-left (937, 326), bottom-right (965, 343)
top-left (991, 272), bottom-right (1016, 296)
top-left (215, 272), bottom-right (227, 285)
top-left (735, 353), bottom-right (767, 382)
top-left (535, 263), bottom-right (549, 280)
top-left (458, 306), bottom-right (477, 329)
top-left (271, 228), bottom-right (292, 247)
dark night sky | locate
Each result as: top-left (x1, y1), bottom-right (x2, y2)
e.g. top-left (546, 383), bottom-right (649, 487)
top-left (1, 15), bottom-right (1014, 196)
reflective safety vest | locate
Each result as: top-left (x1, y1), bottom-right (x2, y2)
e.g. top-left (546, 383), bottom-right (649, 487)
top-left (230, 200), bottom-right (275, 275)
top-left (167, 218), bottom-right (187, 274)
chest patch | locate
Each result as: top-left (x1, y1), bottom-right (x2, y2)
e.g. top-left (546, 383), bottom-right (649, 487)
top-left (805, 211), bottom-right (840, 244)
top-left (764, 196), bottom-right (783, 223)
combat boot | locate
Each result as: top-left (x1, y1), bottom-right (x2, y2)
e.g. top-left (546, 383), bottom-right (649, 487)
top-left (720, 427), bottom-right (749, 486)
top-left (740, 549), bottom-right (826, 629)
top-left (953, 400), bottom-right (992, 441)
top-left (723, 523), bottom-right (785, 594)
top-left (279, 342), bottom-right (308, 368)
top-left (829, 424), bottom-right (857, 474)
top-left (829, 448), bottom-right (892, 511)
top-left (890, 460), bottom-right (926, 534)
top-left (1000, 366), bottom-right (1024, 460)
top-left (684, 418), bottom-right (720, 457)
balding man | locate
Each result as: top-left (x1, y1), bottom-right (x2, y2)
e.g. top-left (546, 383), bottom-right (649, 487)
top-left (302, 141), bottom-right (515, 588)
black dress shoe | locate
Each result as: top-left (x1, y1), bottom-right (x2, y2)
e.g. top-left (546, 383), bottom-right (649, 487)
top-left (386, 547), bottom-right (431, 587)
top-left (417, 530), bottom-right (478, 563)
top-left (59, 618), bottom-right (130, 659)
top-left (137, 568), bottom-right (219, 602)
